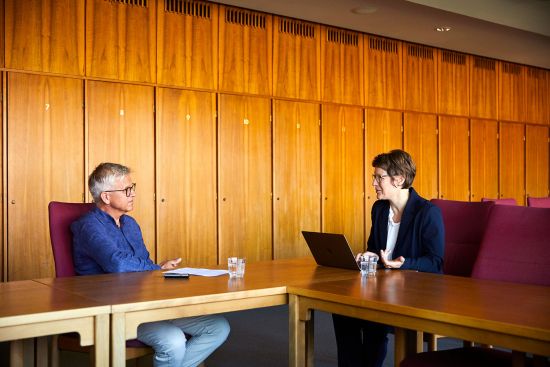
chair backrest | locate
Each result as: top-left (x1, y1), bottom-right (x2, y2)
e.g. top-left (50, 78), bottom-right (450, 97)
top-left (527, 196), bottom-right (550, 208)
top-left (431, 199), bottom-right (494, 277)
top-left (480, 197), bottom-right (517, 206)
top-left (48, 201), bottom-right (95, 278)
top-left (471, 205), bottom-right (550, 286)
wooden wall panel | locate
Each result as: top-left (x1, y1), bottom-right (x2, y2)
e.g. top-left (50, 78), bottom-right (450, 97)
top-left (364, 36), bottom-right (402, 109)
top-left (219, 6), bottom-right (272, 95)
top-left (321, 27), bottom-right (363, 105)
top-left (404, 113), bottom-right (438, 199)
top-left (526, 125), bottom-right (549, 198)
top-left (499, 122), bottom-right (525, 205)
top-left (498, 62), bottom-right (524, 122)
top-left (218, 95), bottom-right (272, 262)
top-left (157, 0), bottom-right (218, 89)
top-left (438, 116), bottom-right (469, 201)
top-left (7, 73), bottom-right (83, 280)
top-left (86, 0), bottom-right (156, 82)
top-left (365, 109), bottom-right (402, 238)
top-left (0, 0), bottom-right (5, 68)
top-left (322, 105), bottom-right (364, 253)
top-left (273, 17), bottom-right (320, 100)
top-left (524, 68), bottom-right (549, 125)
top-left (156, 88), bottom-right (217, 266)
top-left (403, 43), bottom-right (436, 113)
top-left (86, 81), bottom-right (156, 259)
top-left (470, 56), bottom-right (497, 119)
top-left (438, 50), bottom-right (468, 116)
top-left (273, 100), bottom-right (320, 259)
top-left (5, 0), bottom-right (84, 75)
top-left (470, 119), bottom-right (499, 201)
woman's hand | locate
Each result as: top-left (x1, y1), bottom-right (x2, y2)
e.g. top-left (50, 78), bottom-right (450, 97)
top-left (159, 257), bottom-right (182, 269)
top-left (355, 251), bottom-right (379, 262)
top-left (380, 249), bottom-right (405, 269)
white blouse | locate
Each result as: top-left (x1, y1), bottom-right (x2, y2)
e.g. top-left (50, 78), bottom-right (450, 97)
top-left (386, 207), bottom-right (400, 260)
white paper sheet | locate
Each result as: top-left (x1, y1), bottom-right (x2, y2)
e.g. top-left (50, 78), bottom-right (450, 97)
top-left (163, 267), bottom-right (229, 277)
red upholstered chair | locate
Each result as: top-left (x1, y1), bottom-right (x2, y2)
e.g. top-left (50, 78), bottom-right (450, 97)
top-left (48, 201), bottom-right (153, 365)
top-left (480, 197), bottom-right (517, 206)
top-left (527, 196), bottom-right (550, 208)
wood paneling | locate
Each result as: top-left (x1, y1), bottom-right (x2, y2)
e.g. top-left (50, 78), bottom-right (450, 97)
top-left (364, 36), bottom-right (402, 109)
top-left (273, 17), bottom-right (320, 100)
top-left (0, 0), bottom-right (5, 68)
top-left (470, 56), bottom-right (497, 119)
top-left (218, 6), bottom-right (272, 95)
top-left (470, 119), bottom-right (499, 201)
top-left (321, 27), bottom-right (363, 105)
top-left (404, 113), bottom-right (438, 199)
top-left (7, 73), bottom-right (83, 280)
top-left (322, 105), bottom-right (364, 253)
top-left (438, 50), bottom-right (468, 116)
top-left (157, 0), bottom-right (218, 89)
top-left (273, 100), bottom-right (320, 259)
top-left (86, 0), bottom-right (156, 82)
top-left (524, 68), bottom-right (549, 125)
top-left (403, 43), bottom-right (436, 113)
top-left (86, 81), bottom-right (156, 258)
top-left (438, 116), bottom-right (469, 201)
top-left (526, 125), bottom-right (549, 198)
top-left (499, 122), bottom-right (525, 205)
top-left (5, 0), bottom-right (84, 75)
top-left (218, 94), bottom-right (272, 262)
top-left (365, 109), bottom-right (402, 237)
top-left (156, 88), bottom-right (217, 266)
top-left (498, 62), bottom-right (524, 122)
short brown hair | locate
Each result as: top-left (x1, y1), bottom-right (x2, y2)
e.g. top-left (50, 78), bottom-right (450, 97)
top-left (372, 149), bottom-right (416, 189)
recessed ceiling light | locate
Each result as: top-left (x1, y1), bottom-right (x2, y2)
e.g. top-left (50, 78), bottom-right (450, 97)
top-left (351, 6), bottom-right (378, 14)
top-left (435, 26), bottom-right (452, 32)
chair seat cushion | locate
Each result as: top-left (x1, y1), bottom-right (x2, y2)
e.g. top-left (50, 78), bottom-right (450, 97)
top-left (400, 347), bottom-right (529, 367)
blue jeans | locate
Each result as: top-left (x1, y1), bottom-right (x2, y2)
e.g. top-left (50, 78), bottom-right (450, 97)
top-left (137, 315), bottom-right (230, 367)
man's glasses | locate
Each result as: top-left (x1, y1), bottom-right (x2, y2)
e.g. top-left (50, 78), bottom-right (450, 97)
top-left (372, 174), bottom-right (389, 184)
top-left (104, 183), bottom-right (136, 197)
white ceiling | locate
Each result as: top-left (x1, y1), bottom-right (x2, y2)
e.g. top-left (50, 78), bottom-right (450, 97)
top-left (210, 0), bottom-right (550, 69)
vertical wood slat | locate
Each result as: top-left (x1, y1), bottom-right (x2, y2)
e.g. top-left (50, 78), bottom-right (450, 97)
top-left (86, 81), bottom-right (156, 259)
top-left (499, 122), bottom-right (525, 205)
top-left (218, 94), bottom-right (272, 262)
top-left (7, 73), bottom-right (84, 280)
top-left (365, 36), bottom-right (402, 109)
top-left (470, 119), bottom-right (499, 201)
top-left (86, 0), bottom-right (156, 82)
top-left (0, 0), bottom-right (4, 68)
top-left (470, 56), bottom-right (497, 119)
top-left (218, 5), bottom-right (273, 95)
top-left (157, 0), bottom-right (218, 89)
top-left (438, 50), bottom-right (468, 116)
top-left (403, 43), bottom-right (436, 113)
top-left (5, 0), bottom-right (85, 75)
top-left (438, 116), bottom-right (469, 201)
top-left (273, 17), bottom-right (320, 101)
top-left (322, 105), bottom-right (364, 253)
top-left (526, 125), bottom-right (549, 198)
top-left (321, 27), bottom-right (364, 105)
top-left (273, 100), bottom-right (321, 259)
top-left (156, 88), bottom-right (217, 266)
top-left (498, 61), bottom-right (524, 122)
top-left (524, 68), bottom-right (549, 125)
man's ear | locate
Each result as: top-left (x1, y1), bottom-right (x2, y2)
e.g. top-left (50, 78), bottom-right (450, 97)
top-left (100, 192), bottom-right (110, 205)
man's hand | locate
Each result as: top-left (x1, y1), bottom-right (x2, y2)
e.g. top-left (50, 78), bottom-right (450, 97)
top-left (160, 257), bottom-right (182, 269)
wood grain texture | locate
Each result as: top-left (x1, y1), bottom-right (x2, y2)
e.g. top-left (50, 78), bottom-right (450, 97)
top-left (524, 68), bottom-right (549, 125)
top-left (218, 5), bottom-right (272, 95)
top-left (0, 0), bottom-right (4, 68)
top-left (469, 56), bottom-right (497, 119)
top-left (364, 36), bottom-right (402, 109)
top-left (437, 50), bottom-right (468, 116)
top-left (498, 62), bottom-right (524, 122)
top-left (525, 125), bottom-right (549, 198)
top-left (156, 88), bottom-right (217, 266)
top-left (86, 81), bottom-right (156, 259)
top-left (499, 122), bottom-right (525, 205)
top-left (5, 0), bottom-right (84, 75)
top-left (404, 113), bottom-right (438, 200)
top-left (157, 0), bottom-right (218, 89)
top-left (218, 94), bottom-right (272, 262)
top-left (403, 43), bottom-right (436, 113)
top-left (273, 100), bottom-right (321, 259)
top-left (470, 119), bottom-right (499, 201)
top-left (438, 116), bottom-right (469, 201)
top-left (86, 0), bottom-right (156, 82)
top-left (273, 17), bottom-right (320, 100)
top-left (322, 105), bottom-right (364, 253)
top-left (7, 73), bottom-right (83, 281)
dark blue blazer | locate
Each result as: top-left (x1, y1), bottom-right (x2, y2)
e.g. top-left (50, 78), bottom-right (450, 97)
top-left (367, 187), bottom-right (444, 273)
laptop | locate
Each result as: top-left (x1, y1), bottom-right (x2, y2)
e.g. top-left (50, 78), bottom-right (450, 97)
top-left (302, 231), bottom-right (360, 270)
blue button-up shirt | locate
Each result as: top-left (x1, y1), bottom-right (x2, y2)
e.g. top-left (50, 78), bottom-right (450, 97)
top-left (71, 207), bottom-right (160, 275)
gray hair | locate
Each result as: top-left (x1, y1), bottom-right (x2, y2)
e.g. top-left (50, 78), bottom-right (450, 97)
top-left (88, 163), bottom-right (131, 203)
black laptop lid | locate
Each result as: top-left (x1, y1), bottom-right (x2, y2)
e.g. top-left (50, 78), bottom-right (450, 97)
top-left (302, 231), bottom-right (359, 270)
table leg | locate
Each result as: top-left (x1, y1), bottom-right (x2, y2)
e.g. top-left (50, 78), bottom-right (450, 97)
top-left (94, 314), bottom-right (109, 367)
top-left (289, 295), bottom-right (314, 367)
top-left (394, 328), bottom-right (420, 367)
top-left (111, 313), bottom-right (126, 367)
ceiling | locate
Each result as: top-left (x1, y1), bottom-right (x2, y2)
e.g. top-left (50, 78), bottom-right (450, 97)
top-left (210, 0), bottom-right (550, 69)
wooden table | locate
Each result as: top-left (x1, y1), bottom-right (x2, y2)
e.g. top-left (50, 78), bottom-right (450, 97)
top-left (0, 280), bottom-right (110, 367)
top-left (288, 270), bottom-right (550, 367)
top-left (36, 257), bottom-right (357, 367)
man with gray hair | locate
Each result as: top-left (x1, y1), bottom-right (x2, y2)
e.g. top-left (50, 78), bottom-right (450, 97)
top-left (72, 162), bottom-right (230, 367)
